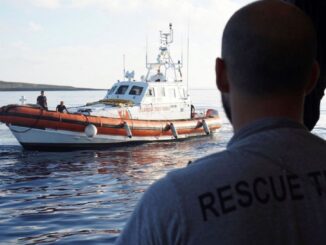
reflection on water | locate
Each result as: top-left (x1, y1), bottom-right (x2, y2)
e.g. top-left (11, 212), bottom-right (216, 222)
top-left (0, 127), bottom-right (232, 244)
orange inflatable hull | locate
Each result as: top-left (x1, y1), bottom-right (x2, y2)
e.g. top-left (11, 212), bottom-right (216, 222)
top-left (0, 104), bottom-right (221, 150)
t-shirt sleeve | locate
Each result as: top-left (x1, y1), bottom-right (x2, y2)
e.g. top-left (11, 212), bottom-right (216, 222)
top-left (115, 176), bottom-right (184, 245)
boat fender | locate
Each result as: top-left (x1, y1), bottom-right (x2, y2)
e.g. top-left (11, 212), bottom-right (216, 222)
top-left (85, 124), bottom-right (97, 138)
top-left (164, 123), bottom-right (171, 131)
top-left (170, 123), bottom-right (178, 139)
top-left (195, 120), bottom-right (203, 128)
top-left (206, 109), bottom-right (219, 118)
top-left (191, 105), bottom-right (195, 118)
top-left (202, 119), bottom-right (210, 135)
top-left (124, 122), bottom-right (132, 138)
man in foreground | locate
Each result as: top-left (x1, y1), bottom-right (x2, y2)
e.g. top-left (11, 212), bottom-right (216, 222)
top-left (117, 1), bottom-right (326, 244)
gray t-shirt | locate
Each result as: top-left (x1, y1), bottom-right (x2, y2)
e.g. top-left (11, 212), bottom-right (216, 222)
top-left (116, 118), bottom-right (326, 245)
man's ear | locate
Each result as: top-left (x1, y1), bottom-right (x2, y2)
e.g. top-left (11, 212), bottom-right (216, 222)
top-left (305, 60), bottom-right (320, 95)
top-left (216, 58), bottom-right (229, 93)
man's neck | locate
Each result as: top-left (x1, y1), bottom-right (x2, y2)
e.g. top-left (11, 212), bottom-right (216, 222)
top-left (230, 92), bottom-right (305, 133)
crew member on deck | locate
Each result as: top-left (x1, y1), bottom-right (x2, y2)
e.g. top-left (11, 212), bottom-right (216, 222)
top-left (56, 101), bottom-right (68, 113)
top-left (151, 69), bottom-right (165, 82)
top-left (36, 90), bottom-right (48, 110)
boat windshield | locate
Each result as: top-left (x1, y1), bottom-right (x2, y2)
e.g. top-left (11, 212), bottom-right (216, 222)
top-left (115, 85), bottom-right (129, 95)
top-left (108, 86), bottom-right (117, 95)
top-left (129, 86), bottom-right (143, 96)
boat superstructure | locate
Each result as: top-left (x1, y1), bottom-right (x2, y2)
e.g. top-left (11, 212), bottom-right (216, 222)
top-left (70, 23), bottom-right (191, 121)
top-left (0, 24), bottom-right (221, 150)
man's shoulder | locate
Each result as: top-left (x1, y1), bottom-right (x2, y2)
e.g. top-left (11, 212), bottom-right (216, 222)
top-left (167, 129), bottom-right (326, 188)
top-left (229, 124), bottom-right (326, 153)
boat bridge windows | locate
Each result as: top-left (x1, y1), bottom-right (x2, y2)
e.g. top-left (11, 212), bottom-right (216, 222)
top-left (144, 86), bottom-right (181, 99)
top-left (129, 86), bottom-right (143, 96)
top-left (112, 85), bottom-right (145, 97)
top-left (116, 85), bottom-right (129, 95)
top-left (105, 83), bottom-right (147, 103)
top-left (105, 86), bottom-right (117, 98)
top-left (106, 82), bottom-right (186, 104)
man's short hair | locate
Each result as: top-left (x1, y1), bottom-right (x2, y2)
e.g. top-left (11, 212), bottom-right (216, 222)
top-left (222, 0), bottom-right (317, 96)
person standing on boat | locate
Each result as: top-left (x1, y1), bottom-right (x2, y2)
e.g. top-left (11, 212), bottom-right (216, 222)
top-left (116, 1), bottom-right (326, 244)
top-left (151, 69), bottom-right (165, 82)
top-left (56, 101), bottom-right (68, 113)
top-left (36, 90), bottom-right (48, 110)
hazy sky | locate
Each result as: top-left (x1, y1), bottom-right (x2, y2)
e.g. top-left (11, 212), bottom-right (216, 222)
top-left (0, 0), bottom-right (252, 89)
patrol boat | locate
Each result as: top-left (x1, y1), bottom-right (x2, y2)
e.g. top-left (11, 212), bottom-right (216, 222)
top-left (0, 24), bottom-right (221, 150)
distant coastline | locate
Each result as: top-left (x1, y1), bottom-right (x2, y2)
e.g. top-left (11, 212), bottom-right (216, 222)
top-left (0, 80), bottom-right (105, 91)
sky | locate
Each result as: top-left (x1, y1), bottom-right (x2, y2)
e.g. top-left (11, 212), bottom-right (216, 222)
top-left (0, 0), bottom-right (252, 89)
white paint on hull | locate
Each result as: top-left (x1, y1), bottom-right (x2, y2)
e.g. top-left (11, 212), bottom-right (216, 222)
top-left (8, 125), bottom-right (219, 146)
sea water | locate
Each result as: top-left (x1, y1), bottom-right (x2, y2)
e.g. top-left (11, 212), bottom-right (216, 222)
top-left (0, 90), bottom-right (325, 244)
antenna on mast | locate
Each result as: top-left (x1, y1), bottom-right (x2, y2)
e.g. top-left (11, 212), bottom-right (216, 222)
top-left (123, 54), bottom-right (126, 79)
top-left (181, 35), bottom-right (183, 65)
top-left (186, 22), bottom-right (190, 93)
top-left (146, 36), bottom-right (148, 67)
top-left (169, 23), bottom-right (173, 43)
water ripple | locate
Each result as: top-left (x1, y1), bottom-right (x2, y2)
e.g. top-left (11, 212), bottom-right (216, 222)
top-left (0, 135), bottom-right (229, 244)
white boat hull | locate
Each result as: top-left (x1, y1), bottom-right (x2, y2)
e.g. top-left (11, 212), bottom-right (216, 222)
top-left (9, 125), bottom-right (219, 150)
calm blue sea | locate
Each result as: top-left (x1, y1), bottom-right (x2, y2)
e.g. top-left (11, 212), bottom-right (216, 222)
top-left (0, 89), bottom-right (325, 244)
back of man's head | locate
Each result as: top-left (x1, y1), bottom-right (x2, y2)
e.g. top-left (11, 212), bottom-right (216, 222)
top-left (222, 0), bottom-right (317, 96)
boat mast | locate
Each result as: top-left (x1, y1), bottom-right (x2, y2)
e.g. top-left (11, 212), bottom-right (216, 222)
top-left (145, 23), bottom-right (183, 82)
top-left (123, 54), bottom-right (126, 80)
top-left (186, 23), bottom-right (190, 94)
top-left (146, 36), bottom-right (148, 68)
